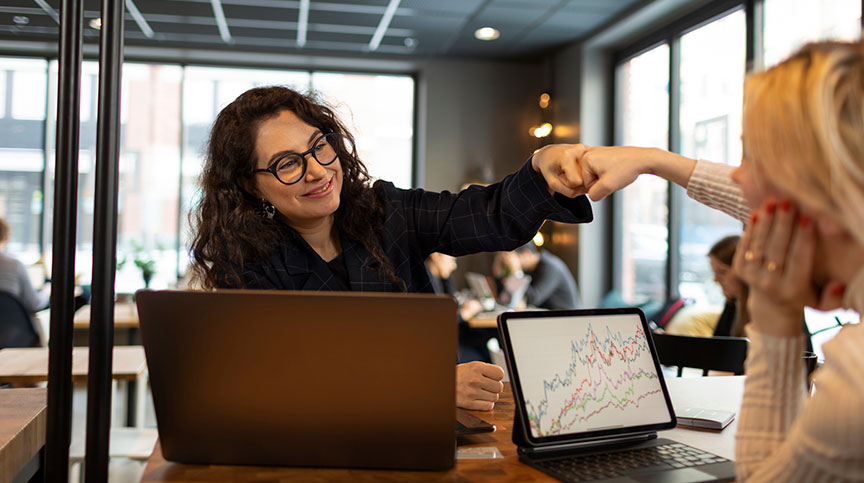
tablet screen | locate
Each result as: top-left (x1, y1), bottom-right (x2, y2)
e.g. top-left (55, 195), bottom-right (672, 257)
top-left (505, 311), bottom-right (674, 440)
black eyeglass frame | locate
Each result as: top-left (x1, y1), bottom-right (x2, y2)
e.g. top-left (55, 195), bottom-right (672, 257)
top-left (252, 132), bottom-right (341, 185)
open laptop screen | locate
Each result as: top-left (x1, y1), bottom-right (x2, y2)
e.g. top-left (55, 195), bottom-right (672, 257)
top-left (499, 308), bottom-right (676, 445)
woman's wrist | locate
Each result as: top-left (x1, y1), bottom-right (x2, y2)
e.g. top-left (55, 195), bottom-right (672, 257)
top-left (748, 296), bottom-right (805, 337)
top-left (648, 149), bottom-right (697, 189)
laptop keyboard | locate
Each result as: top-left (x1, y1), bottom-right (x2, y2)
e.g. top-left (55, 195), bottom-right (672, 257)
top-left (532, 442), bottom-right (730, 482)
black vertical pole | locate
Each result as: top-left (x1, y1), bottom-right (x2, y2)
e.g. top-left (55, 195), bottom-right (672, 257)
top-left (46, 0), bottom-right (82, 478)
top-left (84, 0), bottom-right (124, 479)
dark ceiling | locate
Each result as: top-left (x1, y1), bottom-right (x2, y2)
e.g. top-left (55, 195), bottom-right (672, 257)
top-left (0, 0), bottom-right (644, 60)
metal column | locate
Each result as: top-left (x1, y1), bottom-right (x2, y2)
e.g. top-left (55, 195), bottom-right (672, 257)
top-left (45, 0), bottom-right (82, 478)
top-left (84, 0), bottom-right (125, 479)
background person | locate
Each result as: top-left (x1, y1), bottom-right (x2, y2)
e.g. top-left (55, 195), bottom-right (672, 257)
top-left (575, 41), bottom-right (864, 481)
top-left (0, 218), bottom-right (49, 313)
top-left (493, 243), bottom-right (581, 310)
top-left (189, 86), bottom-right (593, 411)
top-left (425, 252), bottom-right (489, 363)
top-left (708, 235), bottom-right (750, 337)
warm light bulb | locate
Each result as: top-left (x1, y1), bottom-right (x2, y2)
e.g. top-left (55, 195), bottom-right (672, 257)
top-left (533, 232), bottom-right (545, 247)
top-left (474, 27), bottom-right (500, 41)
top-left (532, 122), bottom-right (553, 138)
top-left (539, 93), bottom-right (550, 109)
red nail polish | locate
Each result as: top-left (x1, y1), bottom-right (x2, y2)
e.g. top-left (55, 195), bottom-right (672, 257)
top-left (799, 215), bottom-right (810, 227)
top-left (831, 285), bottom-right (846, 297)
top-left (780, 199), bottom-right (792, 212)
top-left (766, 200), bottom-right (777, 214)
top-left (751, 213), bottom-right (759, 224)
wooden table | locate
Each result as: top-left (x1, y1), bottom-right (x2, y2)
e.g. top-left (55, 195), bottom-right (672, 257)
top-left (73, 302), bottom-right (141, 347)
top-left (0, 388), bottom-right (47, 482)
top-left (141, 377), bottom-right (744, 481)
top-left (0, 347), bottom-right (148, 427)
top-left (466, 311), bottom-right (501, 329)
top-left (73, 302), bottom-right (140, 330)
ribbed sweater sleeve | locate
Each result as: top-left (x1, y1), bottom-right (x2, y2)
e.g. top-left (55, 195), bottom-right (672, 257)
top-left (735, 323), bottom-right (864, 482)
top-left (685, 160), bottom-right (750, 224)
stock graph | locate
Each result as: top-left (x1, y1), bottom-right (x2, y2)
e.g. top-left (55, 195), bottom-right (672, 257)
top-left (507, 314), bottom-right (672, 438)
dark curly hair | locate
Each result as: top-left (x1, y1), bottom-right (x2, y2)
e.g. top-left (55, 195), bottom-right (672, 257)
top-left (189, 85), bottom-right (400, 289)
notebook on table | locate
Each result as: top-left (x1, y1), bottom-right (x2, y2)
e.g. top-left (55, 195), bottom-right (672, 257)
top-left (497, 308), bottom-right (736, 483)
top-left (136, 289), bottom-right (459, 471)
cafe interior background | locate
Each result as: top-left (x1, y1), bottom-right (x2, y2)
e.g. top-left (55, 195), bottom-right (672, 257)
top-left (0, 0), bottom-right (862, 479)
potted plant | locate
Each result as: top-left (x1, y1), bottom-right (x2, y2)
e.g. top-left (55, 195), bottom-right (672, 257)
top-left (123, 241), bottom-right (158, 289)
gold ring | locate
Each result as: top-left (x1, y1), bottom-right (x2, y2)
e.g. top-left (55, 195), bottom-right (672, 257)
top-left (766, 261), bottom-right (778, 272)
top-left (744, 250), bottom-right (756, 261)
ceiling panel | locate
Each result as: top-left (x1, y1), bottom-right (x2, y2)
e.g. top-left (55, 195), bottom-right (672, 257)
top-left (0, 0), bottom-right (645, 59)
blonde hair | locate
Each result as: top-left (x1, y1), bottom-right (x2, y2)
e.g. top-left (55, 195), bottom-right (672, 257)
top-left (743, 40), bottom-right (864, 243)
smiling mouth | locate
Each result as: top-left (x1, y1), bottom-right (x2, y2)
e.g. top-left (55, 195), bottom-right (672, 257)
top-left (304, 176), bottom-right (333, 197)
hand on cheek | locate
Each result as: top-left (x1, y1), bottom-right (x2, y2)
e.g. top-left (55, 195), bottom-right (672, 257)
top-left (733, 199), bottom-right (816, 336)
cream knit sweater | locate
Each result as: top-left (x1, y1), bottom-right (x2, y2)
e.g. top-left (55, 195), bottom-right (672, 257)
top-left (687, 159), bottom-right (864, 482)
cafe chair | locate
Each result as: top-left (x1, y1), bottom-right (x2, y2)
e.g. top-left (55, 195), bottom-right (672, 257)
top-left (0, 291), bottom-right (41, 350)
top-left (651, 333), bottom-right (748, 377)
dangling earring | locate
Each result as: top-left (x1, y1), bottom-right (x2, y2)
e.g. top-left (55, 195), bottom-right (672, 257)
top-left (257, 198), bottom-right (276, 220)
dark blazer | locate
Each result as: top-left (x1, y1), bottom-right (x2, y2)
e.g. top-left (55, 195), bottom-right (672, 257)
top-left (236, 160), bottom-right (593, 293)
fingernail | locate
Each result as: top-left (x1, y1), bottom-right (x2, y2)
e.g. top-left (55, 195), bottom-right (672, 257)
top-left (798, 214), bottom-right (810, 227)
top-left (780, 199), bottom-right (792, 212)
top-left (751, 213), bottom-right (758, 224)
top-left (766, 200), bottom-right (777, 214)
top-left (831, 285), bottom-right (846, 297)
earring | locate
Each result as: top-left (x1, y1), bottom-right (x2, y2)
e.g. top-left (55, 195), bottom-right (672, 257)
top-left (257, 198), bottom-right (276, 220)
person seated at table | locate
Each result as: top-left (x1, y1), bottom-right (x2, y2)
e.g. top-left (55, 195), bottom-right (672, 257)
top-left (708, 235), bottom-right (750, 337)
top-left (425, 252), bottom-right (489, 363)
top-left (492, 242), bottom-right (581, 310)
top-left (575, 40), bottom-right (864, 481)
top-left (189, 85), bottom-right (593, 411)
top-left (0, 218), bottom-right (50, 313)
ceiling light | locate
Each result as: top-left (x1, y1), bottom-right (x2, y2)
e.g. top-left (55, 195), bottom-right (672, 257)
top-left (404, 37), bottom-right (417, 48)
top-left (89, 18), bottom-right (102, 30)
top-left (474, 27), bottom-right (500, 41)
top-left (13, 16), bottom-right (29, 25)
top-left (369, 0), bottom-right (401, 52)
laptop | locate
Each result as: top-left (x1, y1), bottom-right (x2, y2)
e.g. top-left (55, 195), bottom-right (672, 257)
top-left (466, 271), bottom-right (530, 312)
top-left (136, 289), bottom-right (458, 471)
top-left (497, 308), bottom-right (736, 483)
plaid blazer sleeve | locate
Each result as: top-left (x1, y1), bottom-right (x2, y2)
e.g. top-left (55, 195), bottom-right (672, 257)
top-left (379, 159), bottom-right (593, 260)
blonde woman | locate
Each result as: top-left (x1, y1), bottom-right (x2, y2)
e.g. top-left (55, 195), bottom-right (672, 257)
top-left (576, 41), bottom-right (864, 481)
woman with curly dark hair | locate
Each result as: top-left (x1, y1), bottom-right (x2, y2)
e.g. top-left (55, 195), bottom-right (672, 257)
top-left (189, 85), bottom-right (593, 410)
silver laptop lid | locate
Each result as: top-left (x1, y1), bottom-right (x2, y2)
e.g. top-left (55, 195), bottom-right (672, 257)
top-left (498, 308), bottom-right (676, 447)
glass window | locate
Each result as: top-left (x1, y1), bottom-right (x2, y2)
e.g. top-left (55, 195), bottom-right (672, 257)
top-left (0, 57), bottom-right (48, 264)
top-left (23, 58), bottom-right (415, 291)
top-left (614, 44), bottom-right (670, 304)
top-left (763, 0), bottom-right (862, 68)
top-left (677, 10), bottom-right (746, 306)
top-left (311, 72), bottom-right (415, 188)
top-left (112, 63), bottom-right (184, 292)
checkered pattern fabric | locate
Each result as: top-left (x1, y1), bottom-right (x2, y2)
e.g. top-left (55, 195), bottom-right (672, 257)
top-left (236, 160), bottom-right (592, 292)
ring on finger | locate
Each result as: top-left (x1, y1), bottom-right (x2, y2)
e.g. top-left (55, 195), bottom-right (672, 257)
top-left (766, 261), bottom-right (778, 272)
top-left (744, 250), bottom-right (756, 262)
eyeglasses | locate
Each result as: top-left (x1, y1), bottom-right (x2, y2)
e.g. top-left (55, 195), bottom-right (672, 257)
top-left (253, 132), bottom-right (341, 185)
